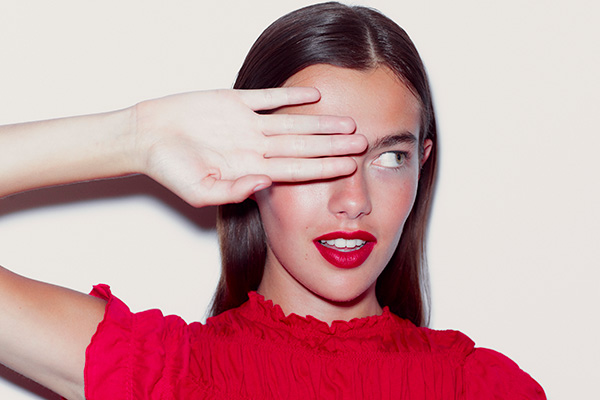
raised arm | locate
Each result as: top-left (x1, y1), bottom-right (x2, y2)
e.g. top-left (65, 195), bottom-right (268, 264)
top-left (0, 87), bottom-right (364, 399)
top-left (0, 266), bottom-right (107, 400)
top-left (0, 88), bottom-right (363, 204)
top-left (0, 107), bottom-right (136, 199)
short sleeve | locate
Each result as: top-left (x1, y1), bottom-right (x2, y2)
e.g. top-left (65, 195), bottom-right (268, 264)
top-left (84, 284), bottom-right (190, 400)
top-left (464, 348), bottom-right (546, 399)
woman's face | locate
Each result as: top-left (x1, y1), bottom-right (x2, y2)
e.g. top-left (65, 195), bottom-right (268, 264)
top-left (255, 64), bottom-right (431, 321)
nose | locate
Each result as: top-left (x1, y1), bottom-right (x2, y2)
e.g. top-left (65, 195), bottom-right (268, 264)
top-left (327, 169), bottom-right (372, 219)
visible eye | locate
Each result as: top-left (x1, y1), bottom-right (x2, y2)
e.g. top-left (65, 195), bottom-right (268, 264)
top-left (373, 151), bottom-right (407, 168)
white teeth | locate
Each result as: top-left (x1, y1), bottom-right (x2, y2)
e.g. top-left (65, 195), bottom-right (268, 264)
top-left (321, 238), bottom-right (366, 249)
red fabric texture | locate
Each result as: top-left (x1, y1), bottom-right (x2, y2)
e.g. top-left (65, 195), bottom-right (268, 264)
top-left (85, 285), bottom-right (545, 399)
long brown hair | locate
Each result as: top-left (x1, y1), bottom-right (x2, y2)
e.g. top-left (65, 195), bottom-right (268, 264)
top-left (211, 2), bottom-right (438, 327)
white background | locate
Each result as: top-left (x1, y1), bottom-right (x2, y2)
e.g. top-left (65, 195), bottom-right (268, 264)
top-left (0, 0), bottom-right (598, 398)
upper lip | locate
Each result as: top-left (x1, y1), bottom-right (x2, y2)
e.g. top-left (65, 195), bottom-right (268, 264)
top-left (314, 230), bottom-right (377, 242)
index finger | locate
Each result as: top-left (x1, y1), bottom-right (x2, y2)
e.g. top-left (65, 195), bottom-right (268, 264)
top-left (237, 87), bottom-right (322, 111)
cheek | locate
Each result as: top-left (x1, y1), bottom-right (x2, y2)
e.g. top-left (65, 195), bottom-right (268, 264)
top-left (256, 184), bottom-right (323, 232)
top-left (371, 173), bottom-right (419, 231)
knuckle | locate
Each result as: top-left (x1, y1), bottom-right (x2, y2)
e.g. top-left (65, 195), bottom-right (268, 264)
top-left (263, 89), bottom-right (274, 106)
top-left (284, 115), bottom-right (295, 133)
top-left (288, 160), bottom-right (303, 181)
top-left (317, 116), bottom-right (325, 132)
top-left (329, 135), bottom-right (337, 153)
top-left (293, 137), bottom-right (306, 155)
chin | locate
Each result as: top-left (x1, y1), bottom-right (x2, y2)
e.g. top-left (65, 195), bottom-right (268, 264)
top-left (311, 282), bottom-right (375, 306)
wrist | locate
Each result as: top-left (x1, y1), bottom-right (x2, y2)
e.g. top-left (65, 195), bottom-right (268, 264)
top-left (89, 106), bottom-right (140, 178)
top-left (131, 98), bottom-right (164, 177)
top-left (119, 104), bottom-right (143, 175)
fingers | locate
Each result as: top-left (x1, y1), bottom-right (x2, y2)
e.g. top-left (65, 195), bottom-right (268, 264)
top-left (260, 114), bottom-right (355, 135)
top-left (264, 157), bottom-right (358, 182)
top-left (178, 157), bottom-right (358, 207)
top-left (264, 133), bottom-right (367, 158)
top-left (182, 157), bottom-right (356, 207)
top-left (236, 87), bottom-right (356, 136)
top-left (186, 175), bottom-right (272, 207)
top-left (238, 87), bottom-right (321, 111)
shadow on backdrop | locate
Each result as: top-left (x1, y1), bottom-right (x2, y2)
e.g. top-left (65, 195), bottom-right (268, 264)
top-left (0, 174), bottom-right (218, 230)
top-left (0, 364), bottom-right (60, 400)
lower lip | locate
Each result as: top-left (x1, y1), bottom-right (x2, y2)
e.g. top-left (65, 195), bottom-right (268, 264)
top-left (313, 241), bottom-right (375, 269)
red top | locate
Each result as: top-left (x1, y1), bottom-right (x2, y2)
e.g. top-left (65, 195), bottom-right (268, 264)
top-left (85, 285), bottom-right (545, 399)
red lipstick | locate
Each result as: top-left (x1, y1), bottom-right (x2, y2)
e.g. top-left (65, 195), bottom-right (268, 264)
top-left (313, 231), bottom-right (377, 269)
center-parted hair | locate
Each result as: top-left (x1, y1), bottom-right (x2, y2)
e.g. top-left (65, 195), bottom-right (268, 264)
top-left (211, 2), bottom-right (438, 327)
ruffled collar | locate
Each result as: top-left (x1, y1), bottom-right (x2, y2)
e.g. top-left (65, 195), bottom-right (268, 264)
top-left (242, 291), bottom-right (398, 336)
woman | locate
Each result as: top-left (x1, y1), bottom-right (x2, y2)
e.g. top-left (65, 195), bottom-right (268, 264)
top-left (215, 2), bottom-right (436, 327)
top-left (0, 2), bottom-right (545, 399)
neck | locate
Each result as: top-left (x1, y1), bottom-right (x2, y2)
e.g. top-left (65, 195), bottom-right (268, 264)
top-left (257, 266), bottom-right (383, 325)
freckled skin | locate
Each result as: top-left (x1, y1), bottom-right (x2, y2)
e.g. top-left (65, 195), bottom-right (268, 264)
top-left (255, 65), bottom-right (432, 324)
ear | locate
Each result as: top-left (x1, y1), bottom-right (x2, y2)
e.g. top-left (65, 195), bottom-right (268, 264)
top-left (418, 139), bottom-right (433, 179)
top-left (421, 139), bottom-right (433, 168)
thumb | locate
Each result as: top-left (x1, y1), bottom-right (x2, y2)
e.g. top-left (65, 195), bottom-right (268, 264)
top-left (193, 175), bottom-right (272, 207)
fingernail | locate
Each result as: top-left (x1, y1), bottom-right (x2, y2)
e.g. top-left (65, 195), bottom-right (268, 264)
top-left (253, 183), bottom-right (270, 193)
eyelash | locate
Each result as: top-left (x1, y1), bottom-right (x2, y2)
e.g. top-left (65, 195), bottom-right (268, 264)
top-left (373, 151), bottom-right (410, 169)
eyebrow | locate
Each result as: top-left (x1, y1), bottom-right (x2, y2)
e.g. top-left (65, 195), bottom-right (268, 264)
top-left (368, 132), bottom-right (418, 152)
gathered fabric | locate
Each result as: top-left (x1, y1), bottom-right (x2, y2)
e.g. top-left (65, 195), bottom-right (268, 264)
top-left (84, 285), bottom-right (545, 399)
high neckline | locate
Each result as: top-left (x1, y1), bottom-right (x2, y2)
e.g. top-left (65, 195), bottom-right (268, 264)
top-left (243, 291), bottom-right (396, 336)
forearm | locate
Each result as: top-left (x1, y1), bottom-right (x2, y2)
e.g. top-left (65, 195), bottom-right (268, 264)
top-left (0, 106), bottom-right (139, 198)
